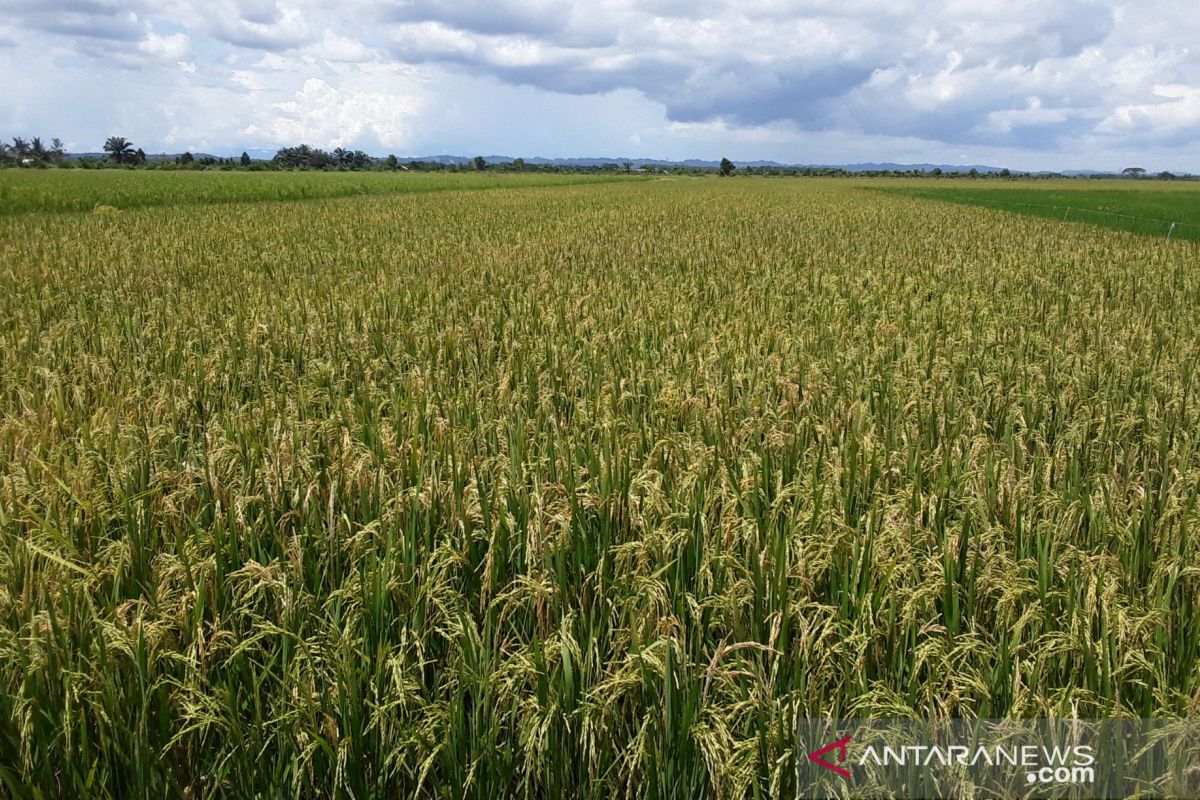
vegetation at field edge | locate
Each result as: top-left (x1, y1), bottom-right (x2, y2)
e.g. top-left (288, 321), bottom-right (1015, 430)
top-left (882, 180), bottom-right (1200, 241)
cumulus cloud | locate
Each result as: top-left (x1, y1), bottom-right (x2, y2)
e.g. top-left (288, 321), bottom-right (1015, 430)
top-left (205, 0), bottom-right (311, 50)
top-left (137, 31), bottom-right (189, 61)
top-left (388, 0), bottom-right (575, 37)
top-left (377, 0), bottom-right (1150, 147)
top-left (1, 0), bottom-right (1199, 163)
top-left (981, 98), bottom-right (1074, 135)
top-left (242, 76), bottom-right (421, 148)
top-left (308, 31), bottom-right (378, 63)
top-left (1098, 84), bottom-right (1200, 141)
top-left (0, 0), bottom-right (147, 42)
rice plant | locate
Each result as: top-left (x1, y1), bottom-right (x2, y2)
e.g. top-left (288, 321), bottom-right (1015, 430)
top-left (0, 175), bottom-right (1198, 798)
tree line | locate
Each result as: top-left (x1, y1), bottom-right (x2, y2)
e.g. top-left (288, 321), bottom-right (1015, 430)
top-left (2, 135), bottom-right (1195, 180)
top-left (0, 137), bottom-right (67, 167)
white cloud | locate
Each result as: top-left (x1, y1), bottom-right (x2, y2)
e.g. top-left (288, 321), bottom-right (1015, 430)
top-left (307, 31), bottom-right (377, 63)
top-left (137, 31), bottom-right (189, 61)
top-left (374, 0), bottom-right (1169, 148)
top-left (157, 0), bottom-right (313, 50)
top-left (981, 98), bottom-right (1073, 135)
top-left (1, 0), bottom-right (1199, 166)
top-left (243, 75), bottom-right (422, 148)
top-left (211, 2), bottom-right (310, 50)
top-left (1098, 84), bottom-right (1200, 139)
top-left (392, 22), bottom-right (479, 59)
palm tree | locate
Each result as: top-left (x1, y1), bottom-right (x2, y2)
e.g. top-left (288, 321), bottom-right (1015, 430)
top-left (11, 137), bottom-right (29, 157)
top-left (104, 136), bottom-right (134, 164)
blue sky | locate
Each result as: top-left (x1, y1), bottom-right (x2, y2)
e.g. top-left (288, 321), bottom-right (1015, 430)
top-left (1, 0), bottom-right (1198, 170)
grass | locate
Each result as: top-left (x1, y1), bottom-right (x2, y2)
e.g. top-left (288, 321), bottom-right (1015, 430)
top-left (881, 179), bottom-right (1200, 241)
top-left (0, 169), bottom-right (635, 215)
top-left (0, 174), bottom-right (1198, 798)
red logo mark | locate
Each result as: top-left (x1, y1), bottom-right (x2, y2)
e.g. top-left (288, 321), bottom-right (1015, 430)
top-left (808, 735), bottom-right (852, 779)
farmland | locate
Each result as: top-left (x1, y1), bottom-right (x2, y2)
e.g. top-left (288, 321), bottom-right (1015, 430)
top-left (1, 173), bottom-right (1199, 798)
top-left (0, 169), bottom-right (632, 215)
top-left (886, 179), bottom-right (1200, 241)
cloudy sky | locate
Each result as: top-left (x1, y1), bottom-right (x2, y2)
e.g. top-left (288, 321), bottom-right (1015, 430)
top-left (1, 0), bottom-right (1197, 170)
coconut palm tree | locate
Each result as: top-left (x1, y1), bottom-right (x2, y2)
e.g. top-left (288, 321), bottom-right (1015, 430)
top-left (103, 136), bottom-right (134, 164)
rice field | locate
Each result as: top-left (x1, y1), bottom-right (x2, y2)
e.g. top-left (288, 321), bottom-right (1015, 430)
top-left (0, 169), bottom-right (631, 216)
top-left (1, 174), bottom-right (1199, 798)
top-left (885, 179), bottom-right (1200, 241)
